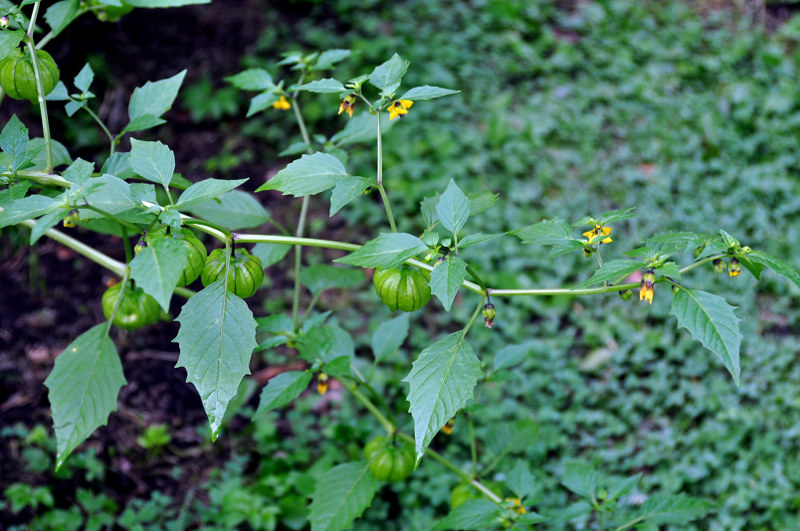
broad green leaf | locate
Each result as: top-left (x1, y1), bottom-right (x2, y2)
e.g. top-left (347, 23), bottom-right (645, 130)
top-left (554, 501), bottom-right (593, 521)
top-left (335, 233), bottom-right (427, 269)
top-left (256, 371), bottom-right (312, 414)
top-left (738, 255), bottom-right (763, 279)
top-left (420, 194), bottom-right (439, 227)
top-left (519, 512), bottom-right (549, 524)
top-left (29, 209), bottom-right (69, 244)
top-left (129, 139), bottom-right (175, 189)
top-left (44, 0), bottom-right (80, 38)
top-left (511, 218), bottom-right (574, 245)
top-left (493, 342), bottom-right (535, 371)
top-left (185, 190), bottom-right (269, 229)
top-left (600, 206), bottom-right (636, 224)
top-left (608, 474), bottom-right (641, 501)
top-left (719, 229), bottom-right (739, 249)
top-left (403, 332), bottom-right (483, 462)
top-left (331, 112), bottom-right (394, 146)
top-left (246, 91), bottom-right (280, 117)
top-left (576, 259), bottom-right (641, 288)
top-left (291, 78), bottom-right (346, 93)
top-left (0, 195), bottom-right (55, 228)
top-left (432, 500), bottom-right (502, 530)
top-left (634, 494), bottom-right (711, 525)
top-left (399, 85), bottom-right (460, 101)
top-left (0, 115), bottom-right (29, 161)
top-left (459, 233), bottom-right (503, 249)
top-left (467, 190), bottom-right (499, 215)
top-left (80, 175), bottom-right (137, 218)
top-left (128, 70), bottom-right (186, 122)
top-left (129, 237), bottom-right (188, 312)
top-left (257, 152), bottom-right (348, 196)
top-left (330, 176), bottom-right (372, 216)
top-left (670, 288), bottom-right (741, 386)
top-left (506, 461), bottom-right (536, 500)
top-left (0, 30), bottom-right (24, 62)
top-left (308, 461), bottom-right (379, 531)
top-left (548, 239), bottom-right (586, 258)
top-left (561, 462), bottom-right (599, 498)
top-left (176, 178), bottom-right (248, 209)
top-left (429, 255), bottom-right (467, 311)
top-left (257, 315), bottom-right (294, 334)
top-left (121, 115), bottom-right (166, 135)
top-left (300, 264), bottom-right (364, 295)
top-left (436, 179), bottom-right (470, 236)
top-left (252, 242), bottom-right (292, 267)
top-left (368, 54), bottom-right (410, 96)
top-left (173, 281), bottom-right (258, 440)
top-left (279, 141), bottom-right (313, 157)
top-left (655, 261), bottom-right (682, 280)
top-left (44, 324), bottom-right (126, 470)
top-left (124, 0), bottom-right (210, 6)
top-left (225, 68), bottom-right (274, 91)
top-left (371, 313), bottom-right (410, 363)
top-left (74, 63), bottom-right (94, 94)
top-left (313, 49), bottom-right (351, 70)
top-left (485, 420), bottom-right (538, 457)
top-left (646, 232), bottom-right (713, 255)
top-left (747, 251), bottom-right (800, 290)
top-left (29, 138), bottom-right (71, 171)
top-left (62, 158), bottom-right (94, 187)
top-left (298, 324), bottom-right (354, 370)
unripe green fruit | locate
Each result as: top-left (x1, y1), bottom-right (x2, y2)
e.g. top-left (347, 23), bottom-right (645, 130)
top-left (372, 266), bottom-right (431, 312)
top-left (0, 49), bottom-right (60, 102)
top-left (363, 436), bottom-right (415, 482)
top-left (201, 248), bottom-right (264, 298)
top-left (175, 230), bottom-right (207, 287)
top-left (101, 283), bottom-right (160, 331)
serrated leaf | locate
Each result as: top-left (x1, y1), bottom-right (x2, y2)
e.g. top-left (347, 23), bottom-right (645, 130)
top-left (561, 462), bottom-right (599, 498)
top-left (173, 281), bottom-right (258, 440)
top-left (0, 30), bottom-right (24, 62)
top-left (485, 420), bottom-right (539, 456)
top-left (252, 242), bottom-right (292, 268)
top-left (493, 342), bottom-right (535, 371)
top-left (576, 259), bottom-right (641, 288)
top-left (176, 178), bottom-right (248, 210)
top-left (257, 152), bottom-right (348, 197)
top-left (399, 85), bottom-right (460, 101)
top-left (368, 54), bottom-right (410, 96)
top-left (225, 68), bottom-right (274, 91)
top-left (300, 264), bottom-right (364, 295)
top-left (655, 261), bottom-right (682, 280)
top-left (335, 233), bottom-right (427, 269)
top-left (600, 206), bottom-right (636, 224)
top-left (129, 237), bottom-right (188, 312)
top-left (80, 175), bottom-right (137, 218)
top-left (547, 239), bottom-right (585, 258)
top-left (608, 474), bottom-right (641, 501)
top-left (309, 462), bottom-right (379, 531)
top-left (0, 195), bottom-right (55, 228)
top-left (670, 288), bottom-right (741, 386)
top-left (291, 78), bottom-right (346, 93)
top-left (44, 0), bottom-right (80, 38)
top-left (185, 190), bottom-right (269, 230)
top-left (74, 63), bottom-right (94, 94)
top-left (467, 190), bottom-right (499, 216)
top-left (129, 139), bottom-right (175, 189)
top-left (433, 499), bottom-right (502, 530)
top-left (507, 461), bottom-right (536, 500)
top-left (635, 494), bottom-right (711, 525)
top-left (403, 332), bottom-right (483, 463)
top-left (246, 91), bottom-right (280, 117)
top-left (429, 255), bottom-right (467, 311)
top-left (256, 371), bottom-right (312, 414)
top-left (372, 313), bottom-right (410, 363)
top-left (511, 218), bottom-right (574, 245)
top-left (646, 232), bottom-right (713, 256)
top-left (44, 324), bottom-right (126, 470)
top-left (298, 324), bottom-right (354, 368)
top-left (29, 209), bottom-right (69, 244)
top-left (330, 176), bottom-right (372, 216)
top-left (0, 115), bottom-right (29, 160)
top-left (62, 158), bottom-right (94, 187)
top-left (128, 70), bottom-right (186, 122)
top-left (747, 251), bottom-right (800, 290)
top-left (554, 501), bottom-right (593, 521)
top-left (459, 233), bottom-right (503, 249)
top-left (436, 179), bottom-right (470, 236)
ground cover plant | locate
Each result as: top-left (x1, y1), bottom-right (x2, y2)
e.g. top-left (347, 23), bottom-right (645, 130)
top-left (2, 0), bottom-right (800, 529)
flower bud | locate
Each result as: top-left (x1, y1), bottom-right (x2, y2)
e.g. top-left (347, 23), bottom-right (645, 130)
top-left (741, 246), bottom-right (751, 254)
top-left (639, 269), bottom-right (655, 304)
top-left (442, 417), bottom-right (455, 435)
top-left (713, 259), bottom-right (726, 274)
top-left (63, 210), bottom-right (80, 228)
top-left (729, 258), bottom-right (741, 277)
top-left (619, 289), bottom-right (632, 300)
top-left (583, 247), bottom-right (593, 258)
top-left (0, 16), bottom-right (9, 29)
top-left (134, 239), bottom-right (147, 255)
top-left (672, 284), bottom-right (679, 294)
top-left (482, 303), bottom-right (496, 328)
top-left (317, 373), bottom-right (329, 395)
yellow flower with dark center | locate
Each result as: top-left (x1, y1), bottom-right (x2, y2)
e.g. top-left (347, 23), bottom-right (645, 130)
top-left (273, 95), bottom-right (291, 111)
top-left (639, 269), bottom-right (655, 304)
top-left (442, 417), bottom-right (455, 435)
top-left (317, 373), bottom-right (329, 395)
top-left (338, 94), bottom-right (356, 118)
top-left (729, 258), bottom-right (741, 277)
top-left (388, 99), bottom-right (413, 120)
top-left (583, 224), bottom-right (612, 245)
top-left (505, 498), bottom-right (527, 515)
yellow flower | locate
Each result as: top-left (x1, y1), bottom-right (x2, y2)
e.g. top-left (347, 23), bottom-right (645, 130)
top-left (388, 99), bottom-right (413, 120)
top-left (317, 373), bottom-right (329, 395)
top-left (338, 94), bottom-right (356, 118)
top-left (273, 95), bottom-right (291, 111)
top-left (583, 224), bottom-right (612, 245)
top-left (505, 498), bottom-right (527, 515)
top-left (639, 269), bottom-right (655, 304)
top-left (729, 258), bottom-right (741, 277)
top-left (442, 417), bottom-right (455, 435)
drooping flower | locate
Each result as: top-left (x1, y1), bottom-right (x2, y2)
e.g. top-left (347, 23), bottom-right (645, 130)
top-left (729, 258), bottom-right (741, 277)
top-left (338, 93), bottom-right (356, 118)
top-left (387, 99), bottom-right (413, 120)
top-left (317, 373), bottom-right (329, 395)
top-left (442, 417), bottom-right (455, 435)
top-left (583, 224), bottom-right (613, 245)
top-left (713, 259), bottom-right (726, 274)
top-left (273, 95), bottom-right (291, 111)
top-left (639, 269), bottom-right (655, 304)
top-left (482, 303), bottom-right (496, 328)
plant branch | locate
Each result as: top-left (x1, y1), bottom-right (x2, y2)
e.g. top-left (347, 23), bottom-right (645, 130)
top-left (25, 2), bottom-right (52, 171)
top-left (82, 105), bottom-right (115, 157)
top-left (376, 184), bottom-right (397, 232)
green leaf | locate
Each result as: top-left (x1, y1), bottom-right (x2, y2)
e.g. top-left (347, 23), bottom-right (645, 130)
top-left (308, 461), bottom-right (379, 531)
top-left (176, 178), bottom-right (248, 210)
top-left (129, 237), bottom-right (188, 312)
top-left (257, 152), bottom-right (348, 197)
top-left (634, 494), bottom-right (711, 525)
top-left (554, 501), bottom-right (593, 521)
top-left (44, 324), bottom-right (126, 470)
top-left (506, 461), bottom-right (536, 500)
top-left (298, 324), bottom-right (354, 369)
top-left (371, 313), bottom-right (410, 363)
top-left (256, 371), bottom-right (312, 414)
top-left (608, 474), bottom-right (641, 501)
top-left (646, 232), bottom-right (713, 256)
top-left (599, 206), bottom-right (636, 224)
top-left (291, 78), bottom-right (346, 93)
top-left (719, 229), bottom-right (739, 249)
top-left (246, 91), bottom-right (280, 118)
top-left (121, 115), bottom-right (166, 135)
top-left (655, 261), bottom-right (682, 280)
top-left (368, 54), bottom-right (410, 97)
top-left (511, 218), bottom-right (574, 245)
top-left (335, 233), bottom-right (427, 269)
top-left (746, 251), bottom-right (800, 290)
top-left (493, 342), bottom-right (535, 371)
top-left (561, 462), bottom-right (599, 498)
top-left (429, 255), bottom-right (467, 311)
top-left (300, 264), bottom-right (364, 295)
top-left (331, 112), bottom-right (393, 146)
top-left (329, 176), bottom-right (372, 216)
top-left (225, 68), bottom-right (274, 91)
top-left (252, 242), bottom-right (292, 268)
top-left (127, 70), bottom-right (186, 124)
top-left (79, 175), bottom-right (137, 218)
top-left (184, 190), bottom-right (268, 230)
top-left (467, 190), bottom-right (499, 216)
top-left (0, 30), bottom-right (24, 62)
top-left (436, 179), bottom-right (470, 236)
top-left (0, 115), bottom-right (29, 161)
top-left (313, 49), bottom-right (351, 70)
top-left (433, 500), bottom-right (502, 530)
top-left (399, 85), bottom-right (460, 101)
top-left (62, 158), bottom-right (94, 187)
top-left (74, 63), bottom-right (94, 94)
top-left (403, 332), bottom-right (483, 463)
top-left (670, 288), bottom-right (741, 386)
top-left (129, 139), bottom-right (175, 189)
top-left (420, 194), bottom-right (439, 227)
top-left (29, 209), bottom-right (69, 244)
top-left (124, 0), bottom-right (210, 6)
top-left (459, 233), bottom-right (503, 249)
top-left (485, 420), bottom-right (539, 456)
top-left (44, 0), bottom-right (80, 38)
top-left (28, 138), bottom-right (71, 171)
top-left (519, 512), bottom-right (549, 524)
top-left (576, 259), bottom-right (641, 288)
top-left (0, 195), bottom-right (56, 228)
top-left (173, 281), bottom-right (258, 440)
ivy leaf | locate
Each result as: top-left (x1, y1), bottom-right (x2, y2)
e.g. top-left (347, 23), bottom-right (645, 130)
top-left (633, 494), bottom-right (711, 525)
top-left (184, 190), bottom-right (269, 230)
top-left (746, 251), bottom-right (800, 290)
top-left (371, 313), bottom-right (410, 363)
top-left (308, 461), bottom-right (379, 531)
top-left (256, 371), bottom-right (312, 414)
top-left (129, 237), bottom-right (188, 312)
top-left (436, 179), bottom-right (470, 236)
top-left (291, 78), bottom-right (346, 93)
top-left (257, 152), bottom-right (348, 197)
top-left (433, 500), bottom-right (503, 530)
top-left (44, 324), bottom-right (126, 470)
top-left (670, 288), bottom-right (741, 386)
top-left (368, 54), bottom-right (410, 97)
top-left (176, 178), bottom-right (248, 210)
top-left (399, 85), bottom-right (460, 101)
top-left (329, 176), bottom-right (373, 216)
top-left (403, 332), bottom-right (483, 463)
top-left (129, 139), bottom-right (175, 189)
top-left (511, 218), bottom-right (574, 245)
top-left (576, 259), bottom-right (641, 288)
top-left (429, 255), bottom-right (468, 311)
top-left (335, 233), bottom-right (427, 269)
top-left (173, 281), bottom-right (258, 440)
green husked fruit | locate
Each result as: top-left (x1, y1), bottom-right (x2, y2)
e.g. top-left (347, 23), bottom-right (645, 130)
top-left (372, 266), bottom-right (431, 312)
top-left (0, 49), bottom-right (60, 102)
top-left (363, 436), bottom-right (416, 482)
top-left (144, 228), bottom-right (207, 287)
top-left (201, 248), bottom-right (264, 298)
top-left (101, 283), bottom-right (161, 331)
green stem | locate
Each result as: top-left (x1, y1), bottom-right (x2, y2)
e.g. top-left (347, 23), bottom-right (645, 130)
top-left (25, 2), bottom-right (52, 171)
top-left (461, 295), bottom-right (487, 338)
top-left (680, 253), bottom-right (726, 274)
top-left (376, 113), bottom-right (383, 185)
top-left (465, 263), bottom-right (486, 290)
top-left (376, 184), bottom-right (397, 232)
top-left (183, 218), bottom-right (232, 240)
top-left (81, 204), bottom-right (143, 234)
top-left (347, 382), bottom-right (395, 434)
top-left (82, 106), bottom-right (115, 157)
